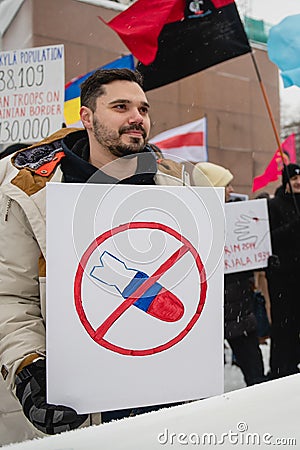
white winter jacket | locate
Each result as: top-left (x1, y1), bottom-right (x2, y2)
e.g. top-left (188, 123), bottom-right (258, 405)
top-left (0, 128), bottom-right (189, 446)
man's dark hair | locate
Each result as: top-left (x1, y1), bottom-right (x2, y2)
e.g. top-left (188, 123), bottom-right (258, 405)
top-left (80, 68), bottom-right (144, 112)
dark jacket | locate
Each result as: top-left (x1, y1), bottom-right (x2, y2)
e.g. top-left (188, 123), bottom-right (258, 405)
top-left (224, 270), bottom-right (257, 340)
top-left (267, 186), bottom-right (300, 275)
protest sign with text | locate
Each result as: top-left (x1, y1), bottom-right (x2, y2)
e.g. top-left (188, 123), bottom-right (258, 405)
top-left (224, 199), bottom-right (272, 274)
top-left (0, 44), bottom-right (64, 144)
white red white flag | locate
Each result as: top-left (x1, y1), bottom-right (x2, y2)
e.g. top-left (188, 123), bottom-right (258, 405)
top-left (150, 117), bottom-right (207, 162)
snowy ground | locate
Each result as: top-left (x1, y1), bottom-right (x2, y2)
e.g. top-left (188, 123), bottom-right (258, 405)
top-left (6, 342), bottom-right (299, 450)
top-left (224, 339), bottom-right (270, 392)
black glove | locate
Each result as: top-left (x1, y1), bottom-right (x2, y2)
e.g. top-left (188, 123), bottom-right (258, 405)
top-left (15, 358), bottom-right (88, 434)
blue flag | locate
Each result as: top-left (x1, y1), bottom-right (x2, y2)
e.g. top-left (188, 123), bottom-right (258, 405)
top-left (268, 14), bottom-right (300, 88)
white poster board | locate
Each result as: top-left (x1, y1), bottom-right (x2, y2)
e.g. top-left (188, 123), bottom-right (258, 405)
top-left (0, 45), bottom-right (64, 144)
top-left (46, 184), bottom-right (225, 414)
top-left (224, 199), bottom-right (272, 274)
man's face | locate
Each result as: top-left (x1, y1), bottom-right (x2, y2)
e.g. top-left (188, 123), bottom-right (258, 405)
top-left (286, 175), bottom-right (300, 194)
top-left (88, 80), bottom-right (151, 158)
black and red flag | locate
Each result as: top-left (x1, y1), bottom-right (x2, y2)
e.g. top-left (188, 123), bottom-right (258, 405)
top-left (100, 0), bottom-right (251, 91)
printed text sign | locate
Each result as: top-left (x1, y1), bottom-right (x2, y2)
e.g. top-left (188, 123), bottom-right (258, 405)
top-left (0, 45), bottom-right (64, 144)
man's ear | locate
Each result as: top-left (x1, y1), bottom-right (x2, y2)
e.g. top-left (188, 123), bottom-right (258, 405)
top-left (80, 106), bottom-right (93, 129)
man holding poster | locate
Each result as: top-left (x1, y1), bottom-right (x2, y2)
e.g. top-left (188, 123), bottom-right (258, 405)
top-left (0, 69), bottom-right (197, 445)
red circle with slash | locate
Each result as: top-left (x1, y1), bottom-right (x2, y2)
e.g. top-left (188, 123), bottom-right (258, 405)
top-left (74, 222), bottom-right (207, 356)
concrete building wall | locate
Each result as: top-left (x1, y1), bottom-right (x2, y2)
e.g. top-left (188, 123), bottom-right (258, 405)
top-left (1, 0), bottom-right (281, 196)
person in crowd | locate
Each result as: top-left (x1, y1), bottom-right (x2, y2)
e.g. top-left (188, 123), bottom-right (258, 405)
top-left (193, 162), bottom-right (266, 386)
top-left (0, 68), bottom-right (190, 445)
top-left (252, 271), bottom-right (271, 344)
top-left (192, 161), bottom-right (234, 202)
top-left (266, 163), bottom-right (300, 379)
top-left (253, 192), bottom-right (271, 344)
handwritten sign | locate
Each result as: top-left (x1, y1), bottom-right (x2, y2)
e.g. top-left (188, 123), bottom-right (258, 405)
top-left (46, 184), bottom-right (225, 413)
top-left (0, 45), bottom-right (64, 144)
top-left (224, 199), bottom-right (272, 274)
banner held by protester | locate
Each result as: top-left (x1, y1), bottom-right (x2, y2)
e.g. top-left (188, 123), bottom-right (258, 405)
top-left (0, 45), bottom-right (64, 144)
top-left (46, 183), bottom-right (224, 413)
top-left (224, 199), bottom-right (272, 274)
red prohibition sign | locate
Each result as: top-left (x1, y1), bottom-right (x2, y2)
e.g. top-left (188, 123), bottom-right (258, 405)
top-left (74, 222), bottom-right (207, 356)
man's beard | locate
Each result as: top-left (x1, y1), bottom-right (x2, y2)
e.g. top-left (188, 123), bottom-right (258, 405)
top-left (92, 116), bottom-right (148, 158)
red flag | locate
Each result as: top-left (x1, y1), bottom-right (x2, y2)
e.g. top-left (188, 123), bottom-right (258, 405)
top-left (99, 0), bottom-right (185, 66)
top-left (252, 134), bottom-right (297, 192)
top-left (100, 0), bottom-right (251, 91)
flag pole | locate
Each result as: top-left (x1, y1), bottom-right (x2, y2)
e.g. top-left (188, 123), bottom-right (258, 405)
top-left (250, 51), bottom-right (300, 215)
top-left (250, 52), bottom-right (283, 157)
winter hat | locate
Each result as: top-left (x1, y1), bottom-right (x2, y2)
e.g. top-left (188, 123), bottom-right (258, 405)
top-left (282, 163), bottom-right (300, 187)
top-left (193, 162), bottom-right (233, 187)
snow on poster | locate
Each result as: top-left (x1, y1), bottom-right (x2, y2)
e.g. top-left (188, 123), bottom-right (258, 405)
top-left (46, 183), bottom-right (225, 414)
top-left (224, 199), bottom-right (272, 274)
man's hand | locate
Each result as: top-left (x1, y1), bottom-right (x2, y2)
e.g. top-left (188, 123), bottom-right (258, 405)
top-left (15, 358), bottom-right (88, 434)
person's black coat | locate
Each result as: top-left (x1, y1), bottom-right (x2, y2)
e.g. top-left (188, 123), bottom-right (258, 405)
top-left (224, 270), bottom-right (257, 340)
top-left (267, 186), bottom-right (300, 275)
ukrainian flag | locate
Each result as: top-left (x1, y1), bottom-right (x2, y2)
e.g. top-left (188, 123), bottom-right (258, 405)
top-left (64, 55), bottom-right (135, 127)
